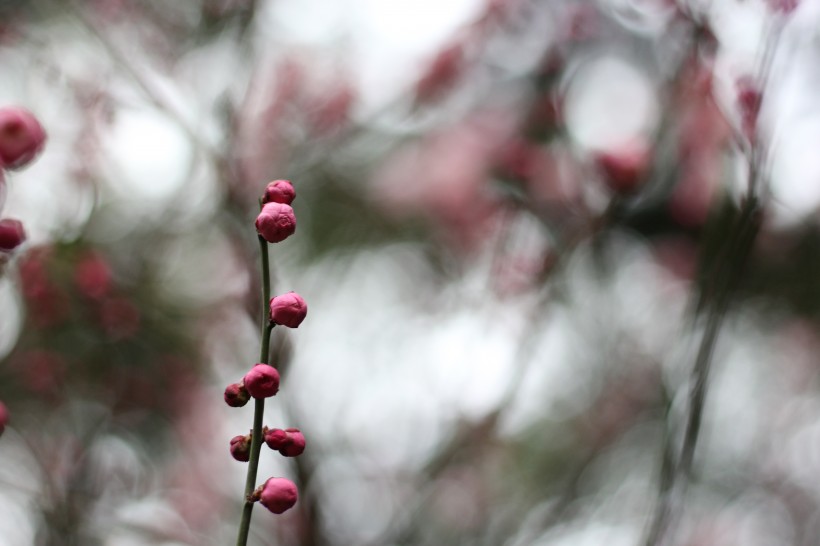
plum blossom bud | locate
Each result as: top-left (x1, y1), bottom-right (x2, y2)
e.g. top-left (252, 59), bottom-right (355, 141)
top-left (594, 142), bottom-right (649, 195)
top-left (269, 292), bottom-right (307, 328)
top-left (230, 434), bottom-right (251, 462)
top-left (0, 401), bottom-right (7, 437)
top-left (264, 428), bottom-right (290, 450)
top-left (256, 477), bottom-right (298, 514)
top-left (736, 77), bottom-right (762, 142)
top-left (224, 382), bottom-right (250, 407)
top-left (279, 428), bottom-right (306, 457)
top-left (255, 202), bottom-right (296, 243)
top-left (0, 107), bottom-right (46, 170)
top-left (264, 427), bottom-right (306, 456)
top-left (0, 219), bottom-right (25, 251)
top-left (262, 179), bottom-right (295, 205)
top-left (243, 363), bottom-right (280, 399)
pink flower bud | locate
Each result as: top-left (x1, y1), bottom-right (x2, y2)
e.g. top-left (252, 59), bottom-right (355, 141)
top-left (230, 434), bottom-right (251, 462)
top-left (224, 382), bottom-right (250, 407)
top-left (0, 219), bottom-right (25, 251)
top-left (0, 401), bottom-right (7, 436)
top-left (279, 428), bottom-right (305, 457)
top-left (243, 363), bottom-right (280, 399)
top-left (264, 427), bottom-right (306, 456)
top-left (255, 202), bottom-right (296, 243)
top-left (262, 179), bottom-right (296, 205)
top-left (269, 292), bottom-right (307, 328)
top-left (0, 107), bottom-right (46, 170)
top-left (264, 428), bottom-right (290, 450)
top-left (736, 77), bottom-right (763, 142)
top-left (257, 477), bottom-right (298, 514)
top-left (594, 143), bottom-right (649, 195)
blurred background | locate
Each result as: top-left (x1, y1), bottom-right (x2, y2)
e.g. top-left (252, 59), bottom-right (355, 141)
top-left (0, 0), bottom-right (819, 544)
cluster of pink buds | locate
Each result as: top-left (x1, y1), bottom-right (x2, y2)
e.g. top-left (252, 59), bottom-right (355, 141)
top-left (0, 107), bottom-right (46, 433)
top-left (227, 179), bottom-right (309, 519)
top-left (0, 108), bottom-right (45, 253)
top-left (256, 179), bottom-right (297, 243)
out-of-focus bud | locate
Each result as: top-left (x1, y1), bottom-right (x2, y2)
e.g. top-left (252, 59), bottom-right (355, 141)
top-left (0, 107), bottom-right (46, 170)
top-left (262, 179), bottom-right (296, 205)
top-left (74, 252), bottom-right (112, 299)
top-left (0, 401), bottom-right (7, 437)
top-left (243, 363), bottom-right (280, 399)
top-left (0, 218), bottom-right (25, 251)
top-left (255, 202), bottom-right (296, 243)
top-left (594, 142), bottom-right (650, 195)
top-left (230, 434), bottom-right (251, 462)
top-left (255, 477), bottom-right (298, 514)
top-left (736, 77), bottom-right (763, 142)
top-left (269, 292), bottom-right (307, 328)
top-left (224, 382), bottom-right (250, 407)
top-left (415, 42), bottom-right (465, 103)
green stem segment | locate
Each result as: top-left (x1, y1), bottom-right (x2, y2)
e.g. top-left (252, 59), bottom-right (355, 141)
top-left (235, 236), bottom-right (275, 546)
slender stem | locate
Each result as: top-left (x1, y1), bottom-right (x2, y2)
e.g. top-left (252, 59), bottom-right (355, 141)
top-left (235, 236), bottom-right (274, 546)
top-left (259, 235), bottom-right (271, 335)
top-left (644, 196), bottom-right (761, 546)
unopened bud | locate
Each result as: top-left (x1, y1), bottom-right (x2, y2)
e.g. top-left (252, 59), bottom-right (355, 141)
top-left (0, 107), bottom-right (46, 170)
top-left (262, 180), bottom-right (296, 205)
top-left (264, 428), bottom-right (290, 450)
top-left (594, 143), bottom-right (649, 195)
top-left (224, 382), bottom-right (250, 407)
top-left (279, 428), bottom-right (306, 457)
top-left (255, 202), bottom-right (296, 243)
top-left (243, 364), bottom-right (280, 399)
top-left (269, 292), bottom-right (307, 328)
top-left (736, 77), bottom-right (763, 142)
top-left (255, 477), bottom-right (298, 514)
top-left (0, 219), bottom-right (25, 251)
top-left (230, 434), bottom-right (251, 462)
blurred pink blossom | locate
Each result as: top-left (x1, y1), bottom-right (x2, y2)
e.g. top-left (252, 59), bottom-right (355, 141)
top-left (373, 111), bottom-right (516, 251)
top-left (74, 252), bottom-right (112, 300)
